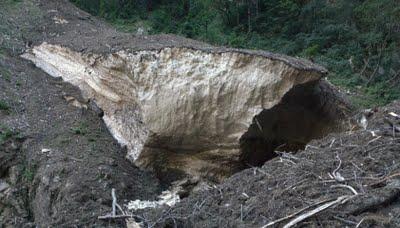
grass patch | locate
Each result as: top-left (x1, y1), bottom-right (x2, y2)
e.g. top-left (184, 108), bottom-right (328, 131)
top-left (0, 124), bottom-right (14, 145)
top-left (0, 100), bottom-right (10, 111)
top-left (22, 163), bottom-right (37, 182)
top-left (0, 67), bottom-right (12, 82)
top-left (15, 80), bottom-right (22, 87)
top-left (0, 48), bottom-right (6, 57)
top-left (1, 0), bottom-right (23, 6)
top-left (71, 121), bottom-right (88, 135)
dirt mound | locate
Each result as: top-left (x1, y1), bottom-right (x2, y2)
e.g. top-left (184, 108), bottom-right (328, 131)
top-left (139, 101), bottom-right (400, 227)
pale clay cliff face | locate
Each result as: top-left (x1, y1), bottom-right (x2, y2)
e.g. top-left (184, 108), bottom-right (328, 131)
top-left (22, 43), bottom-right (325, 179)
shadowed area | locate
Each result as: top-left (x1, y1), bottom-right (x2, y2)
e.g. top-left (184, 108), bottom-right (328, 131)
top-left (240, 80), bottom-right (347, 167)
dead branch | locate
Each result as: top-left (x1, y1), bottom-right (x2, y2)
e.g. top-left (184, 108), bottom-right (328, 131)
top-left (98, 188), bottom-right (139, 223)
top-left (333, 153), bottom-right (342, 175)
top-left (330, 184), bottom-right (358, 195)
top-left (261, 197), bottom-right (338, 227)
top-left (332, 216), bottom-right (357, 225)
top-left (366, 136), bottom-right (382, 145)
top-left (329, 139), bottom-right (336, 148)
top-left (388, 112), bottom-right (400, 119)
top-left (112, 188), bottom-right (117, 216)
top-left (331, 154), bottom-right (345, 182)
top-left (282, 195), bottom-right (353, 228)
top-left (98, 214), bottom-right (137, 220)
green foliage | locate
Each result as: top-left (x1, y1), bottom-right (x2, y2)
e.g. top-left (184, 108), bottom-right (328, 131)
top-left (303, 44), bottom-right (320, 57)
top-left (0, 100), bottom-right (10, 111)
top-left (71, 121), bottom-right (88, 135)
top-left (71, 0), bottom-right (400, 108)
top-left (22, 163), bottom-right (36, 182)
top-left (0, 67), bottom-right (11, 82)
top-left (0, 125), bottom-right (14, 145)
top-left (0, 48), bottom-right (5, 57)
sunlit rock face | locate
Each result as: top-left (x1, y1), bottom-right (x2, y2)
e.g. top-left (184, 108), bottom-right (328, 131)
top-left (22, 43), bottom-right (347, 181)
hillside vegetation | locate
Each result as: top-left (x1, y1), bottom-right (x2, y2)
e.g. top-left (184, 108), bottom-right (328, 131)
top-left (70, 0), bottom-right (400, 108)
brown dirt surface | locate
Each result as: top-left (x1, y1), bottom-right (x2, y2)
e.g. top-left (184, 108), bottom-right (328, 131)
top-left (139, 101), bottom-right (400, 227)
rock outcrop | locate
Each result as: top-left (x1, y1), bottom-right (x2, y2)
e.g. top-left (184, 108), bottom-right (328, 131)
top-left (22, 42), bottom-right (348, 181)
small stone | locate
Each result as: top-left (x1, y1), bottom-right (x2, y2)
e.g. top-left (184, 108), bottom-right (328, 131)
top-left (41, 148), bottom-right (51, 153)
top-left (0, 180), bottom-right (10, 192)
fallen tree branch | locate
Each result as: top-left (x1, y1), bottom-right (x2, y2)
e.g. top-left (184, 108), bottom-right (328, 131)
top-left (98, 214), bottom-right (138, 220)
top-left (112, 188), bottom-right (117, 216)
top-left (282, 195), bottom-right (353, 228)
top-left (261, 197), bottom-right (338, 227)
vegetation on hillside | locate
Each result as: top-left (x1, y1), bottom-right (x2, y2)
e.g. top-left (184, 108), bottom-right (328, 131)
top-left (71, 0), bottom-right (400, 107)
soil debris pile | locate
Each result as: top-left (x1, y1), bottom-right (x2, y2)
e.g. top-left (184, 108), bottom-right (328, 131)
top-left (139, 101), bottom-right (400, 227)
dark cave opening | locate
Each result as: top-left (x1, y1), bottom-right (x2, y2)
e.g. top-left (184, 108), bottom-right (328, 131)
top-left (240, 80), bottom-right (347, 167)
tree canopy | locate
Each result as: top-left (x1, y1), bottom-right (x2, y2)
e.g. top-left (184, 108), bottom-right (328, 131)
top-left (71, 0), bottom-right (400, 107)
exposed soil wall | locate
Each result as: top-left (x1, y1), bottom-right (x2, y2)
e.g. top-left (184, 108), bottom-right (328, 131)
top-left (22, 43), bottom-right (348, 183)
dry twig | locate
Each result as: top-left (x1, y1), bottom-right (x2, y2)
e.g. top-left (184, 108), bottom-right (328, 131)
top-left (261, 196), bottom-right (353, 228)
top-left (98, 188), bottom-right (137, 220)
top-left (282, 195), bottom-right (353, 228)
top-left (330, 154), bottom-right (345, 182)
top-left (330, 184), bottom-right (358, 195)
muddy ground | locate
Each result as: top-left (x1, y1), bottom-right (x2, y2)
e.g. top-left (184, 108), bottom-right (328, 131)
top-left (1, 0), bottom-right (400, 227)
